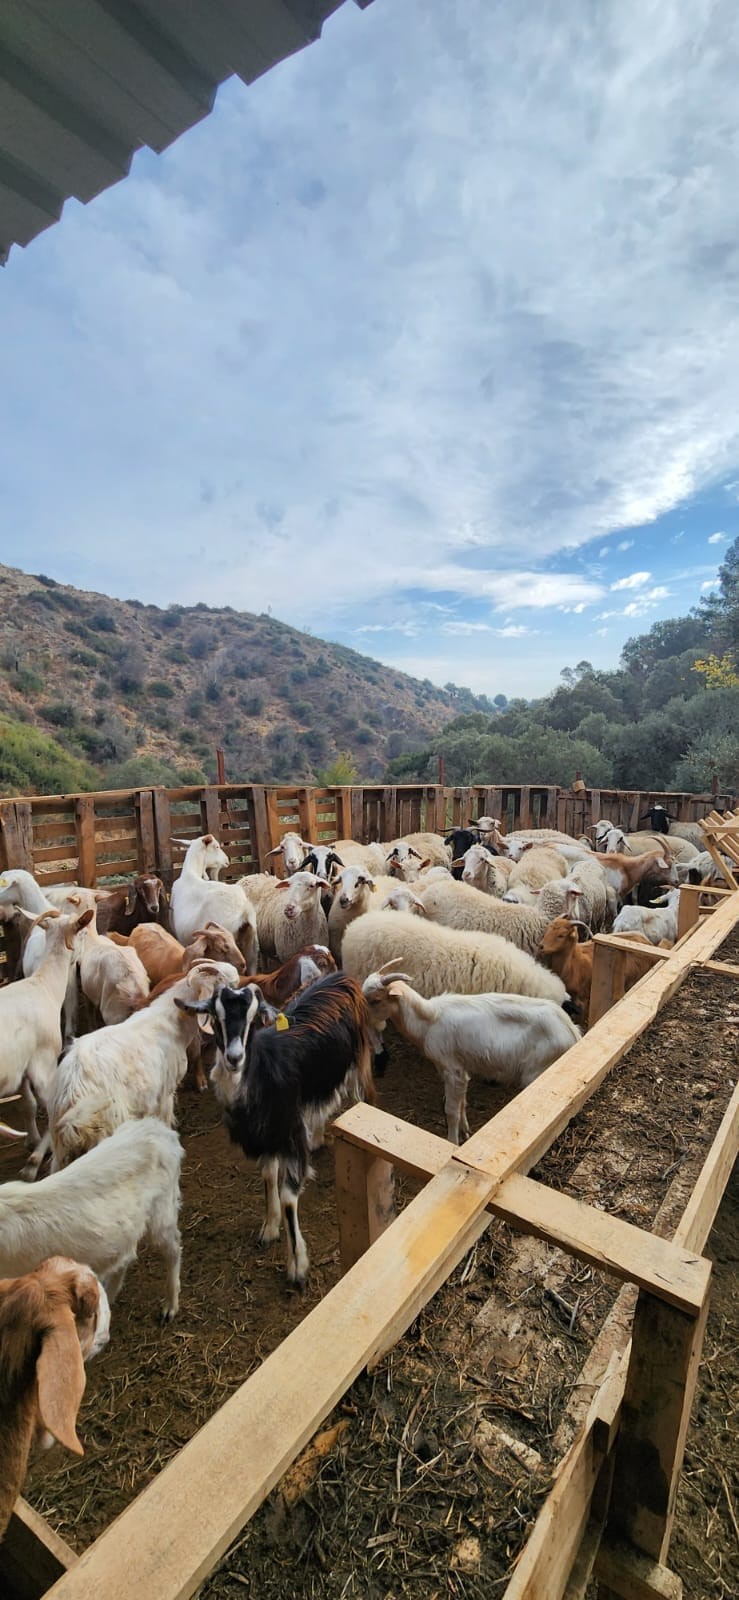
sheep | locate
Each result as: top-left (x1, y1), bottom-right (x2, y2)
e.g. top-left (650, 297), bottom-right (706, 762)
top-left (496, 828), bottom-right (579, 858)
top-left (385, 833), bottom-right (452, 870)
top-left (363, 972), bottom-right (580, 1141)
top-left (76, 908), bottom-right (150, 1026)
top-left (592, 821), bottom-right (698, 864)
top-left (637, 808), bottom-right (704, 851)
top-left (537, 918), bottom-right (661, 1023)
top-left (612, 889), bottom-right (681, 945)
top-left (298, 844), bottom-right (346, 882)
top-left (107, 921), bottom-right (246, 988)
top-left (342, 911), bottom-right (568, 1006)
top-left (0, 908), bottom-right (94, 1180)
top-left (94, 875), bottom-right (170, 936)
top-left (264, 831), bottom-right (309, 876)
top-left (0, 1119), bottom-right (185, 1322)
top-left (239, 870), bottom-right (329, 964)
top-left (384, 851), bottom-right (432, 882)
top-left (455, 844), bottom-right (513, 897)
top-left (519, 858), bottom-right (611, 931)
top-left (329, 838), bottom-right (389, 875)
top-left (0, 1256), bottom-right (111, 1538)
top-left (177, 974), bottom-right (375, 1288)
top-left (414, 876), bottom-right (549, 956)
top-left (327, 865), bottom-right (378, 959)
top-left (508, 846), bottom-right (568, 892)
top-left (444, 828), bottom-right (499, 877)
top-left (236, 946), bottom-right (337, 1008)
top-left (378, 884), bottom-right (428, 916)
top-left (47, 961), bottom-right (239, 1170)
top-left (170, 835), bottom-right (258, 971)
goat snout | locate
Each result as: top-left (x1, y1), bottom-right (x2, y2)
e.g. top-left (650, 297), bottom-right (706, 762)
top-left (225, 1041), bottom-right (246, 1070)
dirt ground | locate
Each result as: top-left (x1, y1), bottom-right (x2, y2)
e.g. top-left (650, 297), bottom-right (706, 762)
top-left (16, 965), bottom-right (739, 1596)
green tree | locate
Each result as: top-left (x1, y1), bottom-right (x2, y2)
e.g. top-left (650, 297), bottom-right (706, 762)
top-left (0, 716), bottom-right (97, 795)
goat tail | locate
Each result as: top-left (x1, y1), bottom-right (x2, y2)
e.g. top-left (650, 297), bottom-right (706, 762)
top-left (51, 1095), bottom-right (117, 1166)
top-left (356, 1033), bottom-right (377, 1106)
top-left (107, 932), bottom-right (130, 946)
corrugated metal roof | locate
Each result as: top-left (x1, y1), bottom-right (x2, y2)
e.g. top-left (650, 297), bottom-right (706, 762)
top-left (0, 0), bottom-right (373, 264)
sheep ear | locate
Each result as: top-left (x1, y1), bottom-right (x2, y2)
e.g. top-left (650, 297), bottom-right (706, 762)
top-left (265, 845), bottom-right (283, 856)
top-left (275, 880), bottom-right (291, 891)
top-left (369, 880), bottom-right (376, 891)
top-left (36, 1309), bottom-right (86, 1456)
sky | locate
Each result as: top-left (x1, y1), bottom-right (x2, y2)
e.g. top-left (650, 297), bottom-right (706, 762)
top-left (1, 0), bottom-right (738, 700)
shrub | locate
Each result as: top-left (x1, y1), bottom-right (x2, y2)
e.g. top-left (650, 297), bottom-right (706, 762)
top-left (165, 644), bottom-right (188, 663)
top-left (205, 680), bottom-right (222, 704)
top-left (355, 725), bottom-right (374, 745)
top-left (0, 715), bottom-right (96, 795)
top-left (43, 701), bottom-right (76, 728)
top-left (70, 649), bottom-right (98, 669)
top-left (316, 752), bottom-right (358, 785)
top-left (88, 611), bottom-right (116, 632)
top-left (241, 693), bottom-right (264, 715)
top-left (147, 680), bottom-right (176, 699)
top-left (190, 628), bottom-right (214, 659)
top-left (186, 695), bottom-right (205, 720)
top-left (290, 666), bottom-right (308, 684)
top-left (35, 574), bottom-right (59, 588)
top-left (16, 668), bottom-right (44, 694)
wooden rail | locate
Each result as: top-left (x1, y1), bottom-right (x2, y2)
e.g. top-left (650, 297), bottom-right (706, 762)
top-left (0, 781), bottom-right (734, 891)
top-left (3, 888), bottom-right (734, 1600)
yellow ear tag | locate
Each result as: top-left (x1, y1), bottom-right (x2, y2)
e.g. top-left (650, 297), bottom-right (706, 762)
top-left (275, 1012), bottom-right (290, 1032)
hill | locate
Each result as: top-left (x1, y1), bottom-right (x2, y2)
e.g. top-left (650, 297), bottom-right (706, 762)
top-left (388, 537), bottom-right (739, 793)
top-left (0, 564), bottom-right (478, 794)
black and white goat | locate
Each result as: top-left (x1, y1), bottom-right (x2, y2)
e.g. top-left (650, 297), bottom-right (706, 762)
top-left (176, 973), bottom-right (375, 1289)
top-left (444, 829), bottom-right (499, 880)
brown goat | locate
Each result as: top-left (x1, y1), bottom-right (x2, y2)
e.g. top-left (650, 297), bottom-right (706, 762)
top-left (0, 1258), bottom-right (110, 1538)
top-left (94, 876), bottom-right (170, 937)
top-left (235, 945), bottom-right (337, 1008)
top-left (537, 918), bottom-right (661, 1025)
top-left (108, 922), bottom-right (245, 989)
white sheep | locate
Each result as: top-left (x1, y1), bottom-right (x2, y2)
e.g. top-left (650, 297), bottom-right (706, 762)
top-left (47, 960), bottom-right (239, 1171)
top-left (385, 832), bottom-right (451, 870)
top-left (234, 870), bottom-right (329, 964)
top-left (498, 828), bottom-right (581, 859)
top-left (593, 821), bottom-right (698, 864)
top-left (326, 865), bottom-right (383, 959)
top-left (330, 838), bottom-right (389, 874)
top-left (341, 911), bottom-right (567, 1006)
top-left (508, 846), bottom-right (568, 892)
top-left (415, 876), bottom-right (548, 956)
top-left (0, 908), bottom-right (93, 1180)
top-left (518, 859), bottom-right (611, 932)
top-left (378, 884), bottom-right (427, 916)
top-left (77, 908), bottom-right (150, 1025)
top-left (458, 845), bottom-right (513, 897)
top-left (170, 835), bottom-right (258, 970)
top-left (264, 831), bottom-right (308, 876)
top-left (612, 889), bottom-right (680, 945)
top-left (0, 1119), bottom-right (184, 1321)
top-left (362, 972), bottom-right (580, 1142)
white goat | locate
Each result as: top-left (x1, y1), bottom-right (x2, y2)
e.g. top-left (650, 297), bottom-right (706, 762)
top-left (77, 908), bottom-right (149, 1024)
top-left (612, 889), bottom-right (680, 945)
top-left (0, 1119), bottom-right (184, 1321)
top-left (363, 973), bottom-right (580, 1143)
top-left (239, 870), bottom-right (329, 963)
top-left (0, 908), bottom-right (93, 1180)
top-left (47, 960), bottom-right (239, 1170)
top-left (170, 835), bottom-right (258, 971)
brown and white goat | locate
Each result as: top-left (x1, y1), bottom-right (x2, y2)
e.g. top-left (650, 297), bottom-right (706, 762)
top-left (590, 848), bottom-right (678, 903)
top-left (537, 918), bottom-right (664, 1024)
top-left (94, 875), bottom-right (170, 936)
top-left (108, 922), bottom-right (246, 990)
top-left (0, 1257), bottom-right (110, 1537)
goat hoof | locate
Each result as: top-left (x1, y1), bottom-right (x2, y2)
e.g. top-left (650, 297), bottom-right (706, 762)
top-left (160, 1305), bottom-right (177, 1324)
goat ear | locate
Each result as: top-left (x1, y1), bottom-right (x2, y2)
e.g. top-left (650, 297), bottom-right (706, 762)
top-left (74, 909), bottom-right (94, 932)
top-left (202, 834), bottom-right (215, 846)
top-left (174, 995), bottom-right (212, 1015)
top-left (36, 1309), bottom-right (86, 1455)
top-left (125, 884), bottom-right (137, 915)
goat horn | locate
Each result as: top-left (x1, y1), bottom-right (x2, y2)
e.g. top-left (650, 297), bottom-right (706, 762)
top-left (376, 956), bottom-right (406, 974)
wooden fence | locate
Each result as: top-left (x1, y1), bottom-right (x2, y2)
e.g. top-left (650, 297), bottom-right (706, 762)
top-left (0, 781), bottom-right (735, 888)
top-left (2, 886), bottom-right (737, 1600)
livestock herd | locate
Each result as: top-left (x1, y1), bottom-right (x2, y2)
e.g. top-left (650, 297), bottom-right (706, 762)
top-left (0, 808), bottom-right (724, 1534)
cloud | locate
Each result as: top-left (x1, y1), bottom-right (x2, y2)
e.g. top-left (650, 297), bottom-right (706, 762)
top-left (598, 545), bottom-right (610, 557)
top-left (617, 539), bottom-right (634, 551)
top-left (493, 624), bottom-right (538, 638)
top-left (1, 0), bottom-right (739, 694)
top-left (610, 571), bottom-right (652, 591)
top-left (670, 531), bottom-right (685, 543)
top-left (700, 579), bottom-right (715, 591)
top-left (441, 620), bottom-right (492, 635)
top-left (622, 585), bottom-right (672, 617)
top-left (707, 531), bottom-right (727, 544)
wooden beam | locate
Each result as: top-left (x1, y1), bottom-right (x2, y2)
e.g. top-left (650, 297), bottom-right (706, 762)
top-left (332, 1106), bottom-right (710, 1314)
top-left (136, 789), bottom-right (157, 874)
top-left (594, 1537), bottom-right (683, 1599)
top-left (702, 957), bottom-right (739, 978)
top-left (152, 789), bottom-right (173, 889)
top-left (0, 1499), bottom-right (77, 1600)
top-left (74, 797), bottom-right (96, 887)
top-left (334, 1138), bottom-right (395, 1273)
top-left (593, 935), bottom-right (671, 962)
top-left (673, 1078), bottom-right (739, 1254)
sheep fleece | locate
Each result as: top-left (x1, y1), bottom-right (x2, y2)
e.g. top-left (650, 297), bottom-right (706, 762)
top-left (341, 912), bottom-right (566, 1004)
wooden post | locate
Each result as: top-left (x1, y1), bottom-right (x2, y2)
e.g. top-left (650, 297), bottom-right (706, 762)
top-left (250, 786), bottom-right (271, 870)
top-left (265, 789), bottom-right (282, 858)
top-left (0, 800), bottom-right (34, 870)
top-left (200, 787), bottom-right (221, 839)
top-left (351, 787), bottom-right (364, 841)
top-left (336, 787), bottom-right (353, 839)
top-left (381, 786), bottom-right (397, 842)
top-left (604, 1287), bottom-right (711, 1566)
top-left (216, 748), bottom-right (226, 785)
top-left (588, 945), bottom-right (626, 1027)
top-left (676, 885), bottom-right (702, 940)
top-left (74, 796), bottom-right (96, 887)
top-left (297, 787), bottom-right (318, 844)
top-left (520, 784), bottom-right (532, 828)
top-left (152, 789), bottom-right (173, 889)
top-left (136, 790), bottom-right (157, 874)
top-left (334, 1140), bottom-right (396, 1273)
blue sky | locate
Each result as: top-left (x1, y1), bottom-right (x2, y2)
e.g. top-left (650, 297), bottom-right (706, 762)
top-left (1, 0), bottom-right (737, 698)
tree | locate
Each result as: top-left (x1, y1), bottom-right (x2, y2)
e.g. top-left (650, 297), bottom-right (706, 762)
top-left (316, 751), bottom-right (358, 785)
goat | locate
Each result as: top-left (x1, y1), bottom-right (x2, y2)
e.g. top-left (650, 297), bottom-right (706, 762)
top-left (170, 835), bottom-right (258, 971)
top-left (590, 848), bottom-right (678, 903)
top-left (537, 917), bottom-right (664, 1022)
top-left (47, 961), bottom-right (239, 1169)
top-left (0, 1119), bottom-right (184, 1323)
top-left (0, 909), bottom-right (94, 1180)
top-left (107, 921), bottom-right (246, 989)
top-left (94, 875), bottom-right (170, 936)
top-left (362, 971), bottom-right (580, 1143)
top-left (0, 1257), bottom-right (110, 1538)
top-left (236, 946), bottom-right (337, 1008)
top-left (177, 973), bottom-right (375, 1289)
top-left (612, 888), bottom-right (681, 945)
top-left (76, 907), bottom-right (150, 1025)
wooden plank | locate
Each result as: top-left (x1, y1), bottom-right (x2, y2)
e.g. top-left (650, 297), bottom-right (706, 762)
top-left (74, 797), bottom-right (96, 887)
top-left (381, 786), bottom-right (397, 842)
top-left (0, 801), bottom-right (34, 869)
top-left (351, 787), bottom-right (364, 841)
top-left (30, 844), bottom-right (80, 866)
top-left (593, 935), bottom-right (671, 963)
top-left (0, 1499), bottom-right (77, 1600)
top-left (200, 788), bottom-right (221, 838)
top-left (332, 1107), bottom-right (710, 1314)
top-left (153, 790), bottom-right (173, 888)
top-left (265, 789), bottom-right (283, 857)
top-left (674, 1079), bottom-right (739, 1255)
top-left (249, 786), bottom-right (271, 870)
top-left (96, 856), bottom-right (140, 878)
top-left (588, 943), bottom-right (626, 1027)
top-left (297, 787), bottom-right (318, 845)
top-left (30, 820), bottom-right (77, 843)
top-left (334, 1140), bottom-right (395, 1273)
top-left (702, 957), bottom-right (739, 977)
top-left (519, 784), bottom-right (532, 829)
top-left (594, 1538), bottom-right (682, 1599)
top-left (43, 1161), bottom-right (497, 1600)
top-left (136, 790), bottom-right (157, 874)
top-left (457, 889), bottom-right (739, 1182)
top-left (336, 787), bottom-right (353, 839)
top-left (605, 1290), bottom-right (710, 1564)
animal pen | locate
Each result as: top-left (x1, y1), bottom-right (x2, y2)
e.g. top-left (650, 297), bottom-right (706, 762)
top-left (0, 784), bottom-right (737, 1599)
